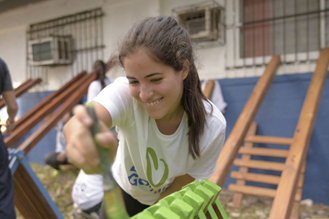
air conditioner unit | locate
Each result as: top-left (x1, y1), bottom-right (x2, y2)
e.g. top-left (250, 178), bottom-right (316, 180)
top-left (174, 2), bottom-right (224, 42)
top-left (28, 36), bottom-right (73, 66)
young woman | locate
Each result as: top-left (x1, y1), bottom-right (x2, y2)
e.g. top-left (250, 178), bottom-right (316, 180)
top-left (65, 16), bottom-right (226, 217)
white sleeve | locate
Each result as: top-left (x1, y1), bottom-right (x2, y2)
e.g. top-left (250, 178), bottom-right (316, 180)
top-left (93, 77), bottom-right (133, 127)
top-left (188, 116), bottom-right (226, 180)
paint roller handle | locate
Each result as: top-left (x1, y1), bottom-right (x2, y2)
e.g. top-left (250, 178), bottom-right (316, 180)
top-left (86, 103), bottom-right (116, 192)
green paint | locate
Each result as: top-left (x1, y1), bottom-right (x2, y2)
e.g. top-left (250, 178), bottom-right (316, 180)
top-left (133, 179), bottom-right (228, 219)
top-left (146, 147), bottom-right (169, 187)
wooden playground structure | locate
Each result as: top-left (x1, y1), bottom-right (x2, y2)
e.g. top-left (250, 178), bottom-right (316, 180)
top-left (5, 48), bottom-right (329, 218)
top-left (210, 48), bottom-right (329, 219)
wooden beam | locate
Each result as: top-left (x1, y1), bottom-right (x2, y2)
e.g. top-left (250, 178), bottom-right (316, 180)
top-left (269, 48), bottom-right (329, 219)
top-left (203, 79), bottom-right (215, 99)
top-left (13, 72), bottom-right (86, 130)
top-left (209, 55), bottom-right (281, 186)
top-left (18, 73), bottom-right (96, 154)
top-left (5, 73), bottom-right (91, 147)
top-left (245, 135), bottom-right (293, 145)
top-left (14, 78), bottom-right (42, 98)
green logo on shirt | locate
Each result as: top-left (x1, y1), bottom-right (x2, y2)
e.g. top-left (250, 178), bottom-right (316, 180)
top-left (146, 147), bottom-right (169, 187)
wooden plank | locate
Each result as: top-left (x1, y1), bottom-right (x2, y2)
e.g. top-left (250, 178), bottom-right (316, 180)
top-left (291, 161), bottom-right (307, 219)
top-left (244, 135), bottom-right (293, 145)
top-left (232, 122), bottom-right (257, 208)
top-left (14, 165), bottom-right (52, 219)
top-left (5, 73), bottom-right (92, 147)
top-left (18, 72), bottom-right (96, 154)
top-left (228, 184), bottom-right (302, 201)
top-left (229, 184), bottom-right (276, 198)
top-left (203, 79), bottom-right (215, 99)
top-left (234, 159), bottom-right (285, 171)
top-left (13, 72), bottom-right (86, 131)
top-left (210, 55), bottom-right (281, 186)
top-left (231, 171), bottom-right (280, 185)
top-left (14, 78), bottom-right (42, 98)
top-left (238, 147), bottom-right (289, 158)
top-left (269, 48), bottom-right (329, 219)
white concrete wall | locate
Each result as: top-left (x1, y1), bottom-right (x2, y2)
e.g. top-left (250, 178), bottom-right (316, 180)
top-left (0, 0), bottom-right (161, 90)
top-left (0, 0), bottom-right (319, 91)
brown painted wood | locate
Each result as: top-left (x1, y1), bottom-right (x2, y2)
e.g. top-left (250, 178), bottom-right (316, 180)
top-left (245, 135), bottom-right (293, 145)
top-left (269, 48), bottom-right (329, 219)
top-left (14, 164), bottom-right (58, 219)
top-left (13, 72), bottom-right (86, 131)
top-left (5, 72), bottom-right (91, 147)
top-left (15, 78), bottom-right (42, 98)
top-left (18, 72), bottom-right (96, 154)
top-left (232, 122), bottom-right (257, 208)
top-left (209, 55), bottom-right (281, 186)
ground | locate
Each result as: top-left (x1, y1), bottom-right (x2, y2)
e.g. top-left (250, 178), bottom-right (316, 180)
top-left (16, 163), bottom-right (329, 219)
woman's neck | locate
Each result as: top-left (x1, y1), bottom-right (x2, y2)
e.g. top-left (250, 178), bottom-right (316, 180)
top-left (155, 108), bottom-right (185, 135)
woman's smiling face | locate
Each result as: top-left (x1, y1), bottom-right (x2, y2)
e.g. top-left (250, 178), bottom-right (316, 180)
top-left (124, 49), bottom-right (188, 121)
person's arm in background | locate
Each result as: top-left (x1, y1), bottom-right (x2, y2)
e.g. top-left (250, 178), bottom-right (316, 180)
top-left (2, 90), bottom-right (18, 132)
top-left (0, 58), bottom-right (18, 133)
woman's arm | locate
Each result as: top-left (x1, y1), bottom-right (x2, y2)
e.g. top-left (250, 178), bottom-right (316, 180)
top-left (157, 174), bottom-right (195, 201)
top-left (64, 102), bottom-right (117, 174)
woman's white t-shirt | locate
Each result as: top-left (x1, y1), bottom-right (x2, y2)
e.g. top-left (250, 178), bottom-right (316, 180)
top-left (94, 77), bottom-right (226, 205)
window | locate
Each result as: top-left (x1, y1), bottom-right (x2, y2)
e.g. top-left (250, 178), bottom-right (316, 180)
top-left (240, 0), bottom-right (327, 58)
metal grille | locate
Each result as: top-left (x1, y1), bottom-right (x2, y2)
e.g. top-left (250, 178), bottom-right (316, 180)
top-left (226, 0), bottom-right (329, 70)
top-left (26, 8), bottom-right (104, 82)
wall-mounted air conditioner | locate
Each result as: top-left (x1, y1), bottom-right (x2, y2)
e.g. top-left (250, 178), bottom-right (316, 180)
top-left (28, 36), bottom-right (73, 66)
top-left (174, 2), bottom-right (224, 43)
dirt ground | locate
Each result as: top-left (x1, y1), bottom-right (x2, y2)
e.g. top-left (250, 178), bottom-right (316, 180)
top-left (15, 164), bottom-right (329, 219)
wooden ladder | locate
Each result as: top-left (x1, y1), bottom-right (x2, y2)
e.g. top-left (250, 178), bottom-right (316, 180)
top-left (228, 122), bottom-right (306, 219)
top-left (209, 48), bottom-right (329, 219)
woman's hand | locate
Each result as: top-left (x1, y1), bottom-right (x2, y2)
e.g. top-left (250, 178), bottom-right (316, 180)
top-left (64, 104), bottom-right (117, 174)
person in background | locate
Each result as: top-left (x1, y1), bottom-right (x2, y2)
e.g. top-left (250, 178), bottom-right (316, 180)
top-left (87, 59), bottom-right (116, 102)
top-left (44, 111), bottom-right (72, 170)
top-left (65, 16), bottom-right (226, 218)
top-left (0, 57), bottom-right (18, 219)
top-left (71, 59), bottom-right (118, 219)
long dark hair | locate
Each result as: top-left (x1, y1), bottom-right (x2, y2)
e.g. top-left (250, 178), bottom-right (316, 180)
top-left (118, 16), bottom-right (211, 159)
top-left (93, 60), bottom-right (107, 89)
